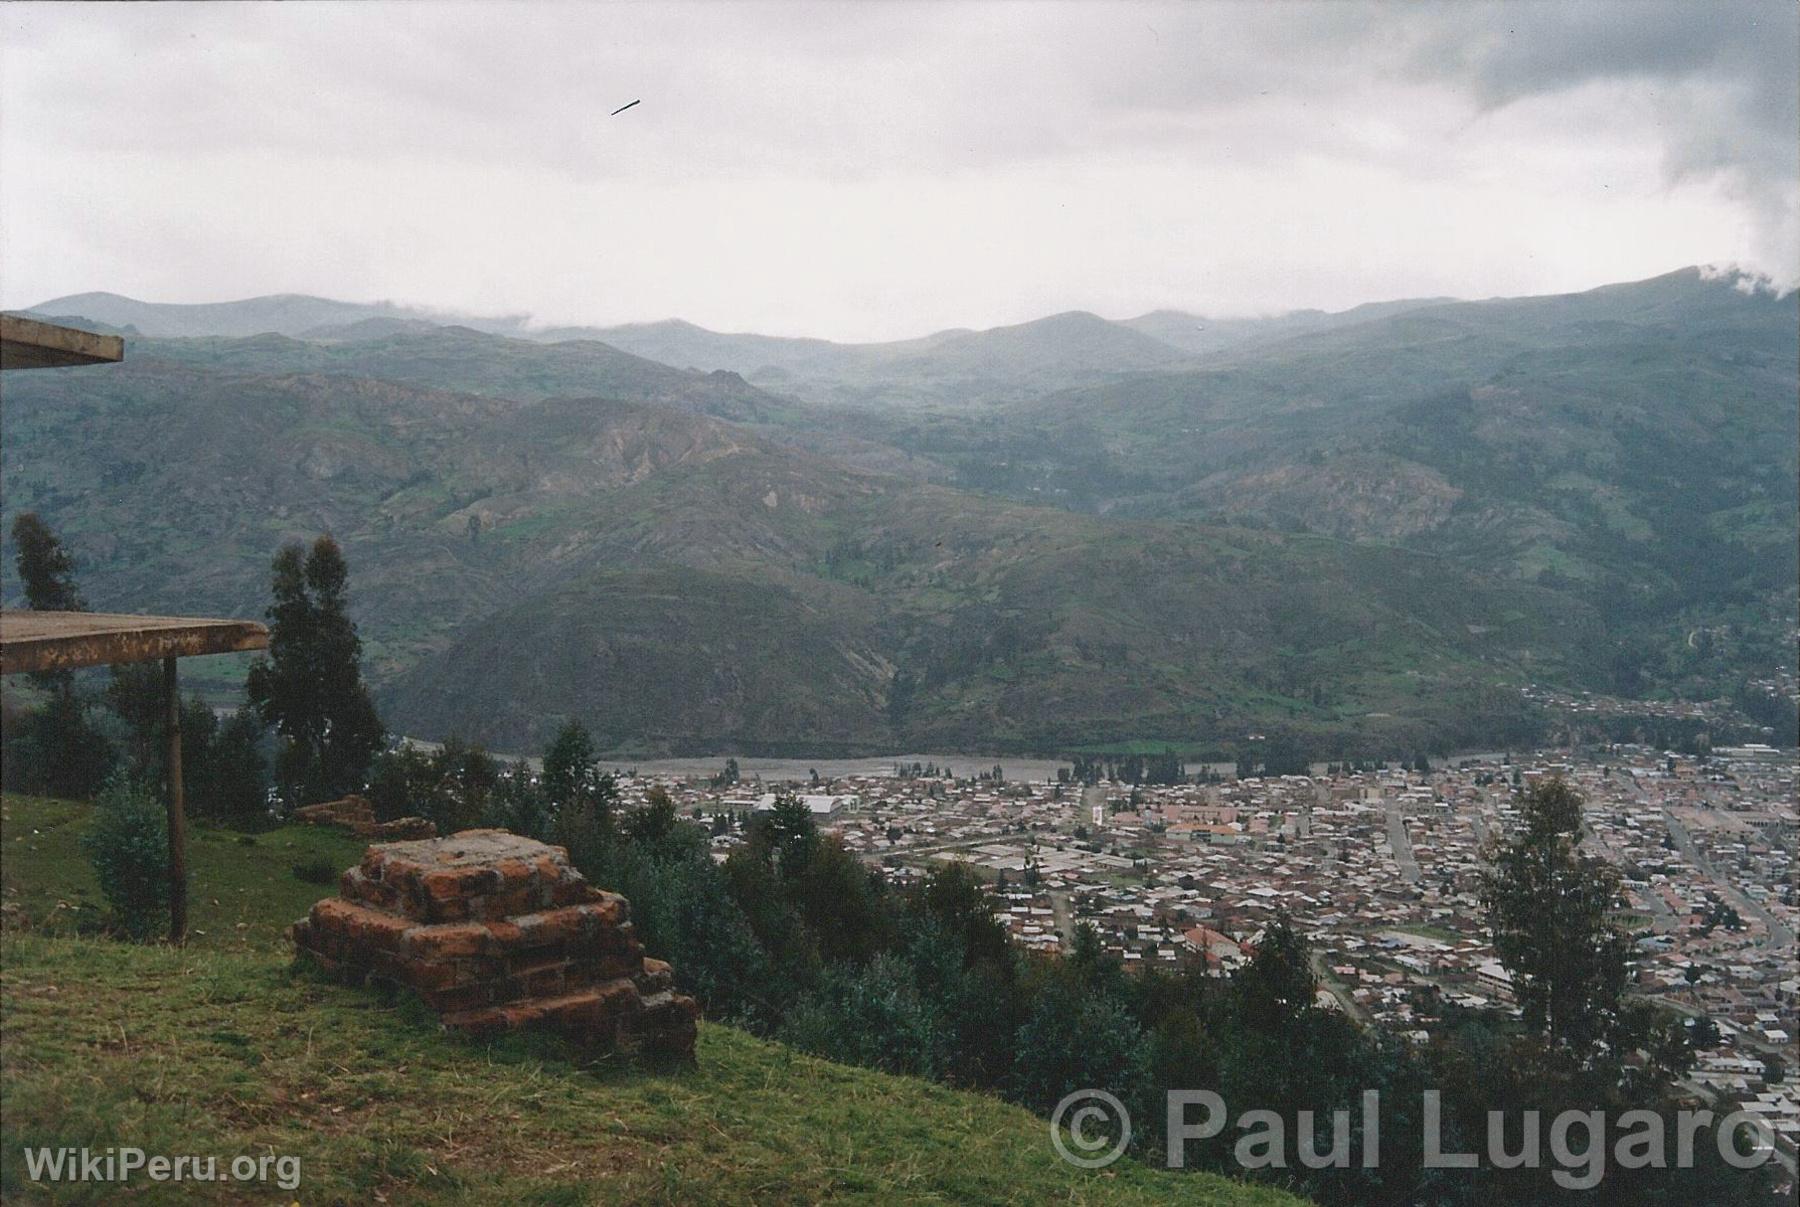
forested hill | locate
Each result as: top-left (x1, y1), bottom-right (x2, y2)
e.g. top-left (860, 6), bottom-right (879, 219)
top-left (6, 267), bottom-right (1794, 755)
top-left (868, 268), bottom-right (1800, 731)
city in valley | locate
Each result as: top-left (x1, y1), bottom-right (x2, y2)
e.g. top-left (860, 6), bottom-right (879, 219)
top-left (4, 3), bottom-right (1795, 1201)
top-left (613, 743), bottom-right (1799, 1160)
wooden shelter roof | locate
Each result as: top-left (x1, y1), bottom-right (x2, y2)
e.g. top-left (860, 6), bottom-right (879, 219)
top-left (0, 611), bottom-right (269, 674)
top-left (1, 313), bottom-right (125, 370)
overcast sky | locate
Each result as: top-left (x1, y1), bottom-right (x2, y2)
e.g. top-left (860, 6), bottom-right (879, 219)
top-left (2, 1), bottom-right (1793, 341)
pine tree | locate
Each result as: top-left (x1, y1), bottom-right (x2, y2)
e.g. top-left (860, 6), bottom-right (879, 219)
top-left (9, 691), bottom-right (115, 798)
top-left (1480, 777), bottom-right (1633, 1058)
top-left (541, 719), bottom-right (599, 810)
top-left (11, 512), bottom-right (86, 696)
top-left (7, 514), bottom-right (115, 794)
top-left (11, 512), bottom-right (85, 612)
top-left (106, 663), bottom-right (166, 776)
top-left (201, 708), bottom-right (270, 826)
top-left (246, 536), bottom-right (384, 803)
top-left (1233, 910), bottom-right (1317, 1031)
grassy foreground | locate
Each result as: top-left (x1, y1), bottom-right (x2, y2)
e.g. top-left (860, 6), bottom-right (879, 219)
top-left (1, 797), bottom-right (1301, 1204)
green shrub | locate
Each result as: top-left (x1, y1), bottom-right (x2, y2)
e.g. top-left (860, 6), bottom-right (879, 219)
top-left (80, 775), bottom-right (169, 940)
top-left (291, 856), bottom-right (339, 885)
top-left (1, 693), bottom-right (117, 799)
top-left (781, 954), bottom-right (940, 1077)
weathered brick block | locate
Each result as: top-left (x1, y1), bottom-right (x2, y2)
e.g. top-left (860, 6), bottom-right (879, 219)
top-left (339, 867), bottom-right (399, 911)
top-left (470, 887), bottom-right (539, 920)
top-left (289, 829), bottom-right (698, 1062)
top-left (401, 922), bottom-right (493, 961)
top-left (298, 795), bottom-right (437, 842)
top-left (638, 958), bottom-right (675, 994)
top-left (630, 990), bottom-right (700, 1057)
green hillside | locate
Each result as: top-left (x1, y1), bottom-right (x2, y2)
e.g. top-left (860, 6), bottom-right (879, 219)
top-left (0, 354), bottom-right (1586, 755)
top-left (119, 326), bottom-right (798, 424)
top-left (0, 796), bottom-right (1298, 1206)
top-left (877, 269), bottom-right (1800, 715)
top-left (4, 268), bottom-right (1792, 757)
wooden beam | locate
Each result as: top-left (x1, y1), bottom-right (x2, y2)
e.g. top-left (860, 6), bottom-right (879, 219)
top-left (0, 313), bottom-right (124, 370)
top-left (1, 612), bottom-right (268, 675)
top-left (165, 656), bottom-right (188, 945)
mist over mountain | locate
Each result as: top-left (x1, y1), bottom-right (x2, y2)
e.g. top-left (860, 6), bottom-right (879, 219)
top-left (1118, 297), bottom-right (1456, 356)
top-left (27, 288), bottom-right (1454, 410)
top-left (578, 309), bottom-right (1195, 408)
top-left (8, 267), bottom-right (1794, 756)
top-left (92, 324), bottom-right (796, 425)
top-left (27, 291), bottom-right (469, 340)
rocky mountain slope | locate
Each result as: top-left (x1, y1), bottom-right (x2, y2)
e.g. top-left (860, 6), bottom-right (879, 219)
top-left (8, 267), bottom-right (1792, 755)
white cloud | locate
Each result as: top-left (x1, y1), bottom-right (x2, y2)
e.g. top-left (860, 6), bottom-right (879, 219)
top-left (1, 1), bottom-right (1790, 340)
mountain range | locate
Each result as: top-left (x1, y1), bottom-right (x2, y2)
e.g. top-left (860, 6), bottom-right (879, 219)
top-left (7, 267), bottom-right (1794, 757)
top-left (27, 288), bottom-right (1452, 410)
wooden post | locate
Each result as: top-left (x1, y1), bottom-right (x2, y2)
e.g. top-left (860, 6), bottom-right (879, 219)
top-left (164, 655), bottom-right (188, 945)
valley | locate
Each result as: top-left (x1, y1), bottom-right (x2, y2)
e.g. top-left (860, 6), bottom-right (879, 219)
top-left (6, 268), bottom-right (1795, 759)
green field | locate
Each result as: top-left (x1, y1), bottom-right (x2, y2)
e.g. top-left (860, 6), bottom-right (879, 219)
top-left (0, 797), bottom-right (1299, 1205)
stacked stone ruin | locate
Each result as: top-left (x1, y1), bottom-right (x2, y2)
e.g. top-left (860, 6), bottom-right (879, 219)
top-left (291, 829), bottom-right (698, 1060)
top-left (295, 794), bottom-right (437, 841)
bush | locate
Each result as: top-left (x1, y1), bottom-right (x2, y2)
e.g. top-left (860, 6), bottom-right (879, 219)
top-left (606, 837), bottom-right (781, 1026)
top-left (196, 707), bottom-right (272, 828)
top-left (2, 693), bottom-right (117, 799)
top-left (366, 739), bottom-right (496, 833)
top-left (782, 954), bottom-right (942, 1077)
top-left (1010, 978), bottom-right (1152, 1120)
top-left (80, 775), bottom-right (169, 940)
top-left (291, 856), bottom-right (339, 885)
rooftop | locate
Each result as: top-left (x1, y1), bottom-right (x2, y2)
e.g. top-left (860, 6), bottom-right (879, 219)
top-left (1, 313), bottom-right (125, 370)
top-left (0, 610), bottom-right (269, 674)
